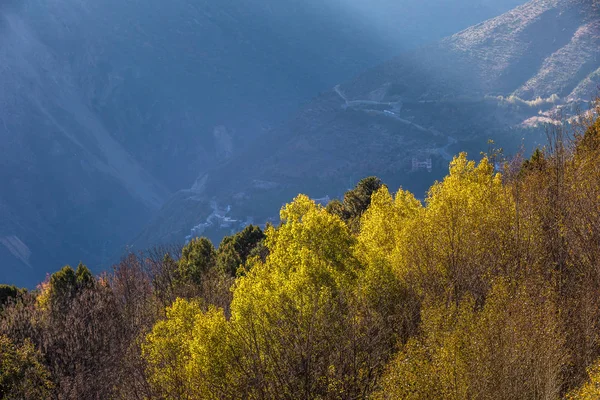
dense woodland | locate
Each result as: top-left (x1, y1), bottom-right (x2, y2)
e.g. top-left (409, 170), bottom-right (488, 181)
top-left (1, 106), bottom-right (600, 399)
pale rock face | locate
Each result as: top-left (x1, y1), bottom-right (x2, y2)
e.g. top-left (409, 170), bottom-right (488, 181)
top-left (191, 174), bottom-right (209, 195)
top-left (0, 236), bottom-right (32, 268)
top-left (514, 20), bottom-right (600, 99)
top-left (213, 126), bottom-right (234, 161)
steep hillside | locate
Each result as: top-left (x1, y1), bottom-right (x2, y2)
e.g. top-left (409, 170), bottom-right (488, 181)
top-left (0, 11), bottom-right (170, 285)
top-left (136, 0), bottom-right (599, 249)
top-left (0, 0), bottom-right (526, 286)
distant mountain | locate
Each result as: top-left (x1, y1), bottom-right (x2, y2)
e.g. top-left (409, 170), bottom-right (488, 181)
top-left (0, 0), bottom-right (527, 286)
top-left (136, 0), bottom-right (600, 250)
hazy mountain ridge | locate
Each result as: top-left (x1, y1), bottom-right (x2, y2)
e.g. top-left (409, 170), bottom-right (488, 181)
top-left (445, 0), bottom-right (600, 97)
top-left (1, 0), bottom-right (529, 286)
top-left (135, 0), bottom-right (599, 250)
top-left (344, 0), bottom-right (599, 100)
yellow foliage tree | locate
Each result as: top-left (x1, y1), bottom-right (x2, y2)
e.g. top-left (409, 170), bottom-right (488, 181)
top-left (144, 195), bottom-right (390, 398)
top-left (355, 186), bottom-right (422, 348)
top-left (567, 359), bottom-right (600, 400)
top-left (404, 153), bottom-right (515, 302)
top-left (374, 277), bottom-right (567, 400)
top-left (143, 298), bottom-right (202, 399)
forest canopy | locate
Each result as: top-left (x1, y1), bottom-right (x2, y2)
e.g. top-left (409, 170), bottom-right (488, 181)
top-left (1, 109), bottom-right (600, 399)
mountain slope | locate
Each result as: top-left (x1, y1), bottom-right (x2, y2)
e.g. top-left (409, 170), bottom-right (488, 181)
top-left (136, 0), bottom-right (600, 249)
top-left (1, 0), bottom-right (527, 286)
top-left (0, 12), bottom-right (170, 286)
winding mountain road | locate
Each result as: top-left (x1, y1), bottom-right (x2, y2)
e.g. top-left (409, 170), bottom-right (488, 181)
top-left (333, 84), bottom-right (456, 160)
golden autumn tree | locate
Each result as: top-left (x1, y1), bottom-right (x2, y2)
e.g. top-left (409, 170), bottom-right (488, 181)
top-left (144, 195), bottom-right (393, 399)
top-left (354, 186), bottom-right (422, 350)
top-left (404, 153), bottom-right (516, 303)
top-left (374, 277), bottom-right (567, 400)
top-left (567, 358), bottom-right (600, 400)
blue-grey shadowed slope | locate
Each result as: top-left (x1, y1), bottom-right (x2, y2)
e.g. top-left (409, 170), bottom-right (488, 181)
top-left (0, 0), bottom-right (526, 286)
top-left (135, 0), bottom-right (599, 252)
